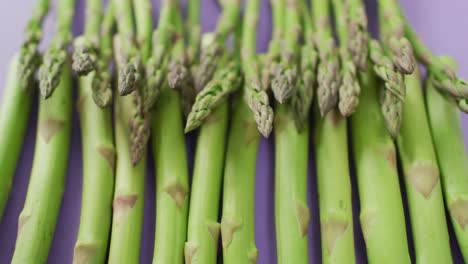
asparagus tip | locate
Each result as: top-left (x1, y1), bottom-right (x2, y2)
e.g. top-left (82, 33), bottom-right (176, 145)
top-left (389, 37), bottom-right (415, 74)
top-left (72, 36), bottom-right (97, 76)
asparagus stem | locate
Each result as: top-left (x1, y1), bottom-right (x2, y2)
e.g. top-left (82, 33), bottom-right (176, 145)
top-left (290, 0), bottom-right (318, 131)
top-left (185, 58), bottom-right (242, 132)
top-left (425, 57), bottom-right (468, 261)
top-left (145, 0), bottom-right (177, 112)
top-left (0, 55), bottom-right (34, 220)
top-left (108, 0), bottom-right (152, 260)
top-left (38, 0), bottom-right (74, 99)
top-left (12, 65), bottom-right (73, 264)
top-left (271, 0), bottom-right (300, 103)
top-left (186, 0), bottom-right (201, 63)
top-left (73, 68), bottom-right (115, 264)
top-left (193, 0), bottom-right (241, 92)
top-left (313, 107), bottom-right (355, 263)
top-left (18, 0), bottom-right (50, 91)
top-left (221, 97), bottom-right (259, 264)
top-left (114, 0), bottom-right (142, 96)
top-left (152, 4), bottom-right (189, 263)
top-left (402, 21), bottom-right (468, 102)
top-left (243, 0), bottom-right (274, 137)
top-left (72, 4), bottom-right (115, 264)
top-left (332, 0), bottom-right (361, 116)
top-left (395, 66), bottom-right (452, 263)
top-left (350, 70), bottom-right (410, 263)
top-left (90, 4), bottom-right (114, 107)
top-left (274, 102), bottom-right (310, 263)
top-left (312, 0), bottom-right (340, 117)
top-left (376, 0), bottom-right (415, 74)
top-left (72, 0), bottom-right (101, 76)
top-left (368, 39), bottom-right (405, 138)
top-left (185, 101), bottom-right (229, 264)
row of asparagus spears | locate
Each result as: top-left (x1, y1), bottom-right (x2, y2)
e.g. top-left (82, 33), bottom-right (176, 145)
top-left (0, 0), bottom-right (467, 263)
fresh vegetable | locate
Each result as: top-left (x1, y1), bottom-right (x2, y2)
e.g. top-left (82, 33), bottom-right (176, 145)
top-left (72, 3), bottom-right (115, 264)
top-left (426, 58), bottom-right (468, 261)
top-left (350, 70), bottom-right (410, 263)
top-left (151, 2), bottom-right (190, 263)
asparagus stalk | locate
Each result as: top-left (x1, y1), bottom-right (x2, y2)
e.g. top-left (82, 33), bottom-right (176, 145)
top-left (395, 66), bottom-right (452, 263)
top-left (220, 1), bottom-right (263, 263)
top-left (18, 0), bottom-right (50, 91)
top-left (72, 0), bottom-right (101, 76)
top-left (89, 4), bottom-right (114, 108)
top-left (152, 3), bottom-right (189, 263)
top-left (425, 57), bottom-right (468, 261)
top-left (368, 39), bottom-right (405, 138)
top-left (376, 0), bottom-right (415, 75)
top-left (350, 69), bottom-right (410, 263)
top-left (402, 20), bottom-right (468, 107)
top-left (312, 0), bottom-right (340, 117)
top-left (37, 0), bottom-right (74, 99)
top-left (314, 106), bottom-right (355, 263)
top-left (0, 55), bottom-right (34, 219)
top-left (185, 62), bottom-right (241, 264)
top-left (192, 0), bottom-right (241, 92)
top-left (72, 4), bottom-right (115, 264)
top-left (270, 0), bottom-right (300, 103)
top-left (270, 1), bottom-right (309, 262)
top-left (11, 62), bottom-right (73, 264)
top-left (243, 0), bottom-right (274, 137)
top-left (107, 0), bottom-right (151, 261)
top-left (332, 0), bottom-right (361, 116)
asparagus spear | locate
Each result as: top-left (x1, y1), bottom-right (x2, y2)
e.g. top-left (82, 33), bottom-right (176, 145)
top-left (291, 0), bottom-right (318, 131)
top-left (312, 0), bottom-right (340, 117)
top-left (37, 0), bottom-right (74, 99)
top-left (89, 4), bottom-right (114, 108)
top-left (332, 0), bottom-right (361, 116)
top-left (368, 39), bottom-right (405, 138)
top-left (18, 0), bottom-right (50, 91)
top-left (0, 55), bottom-right (34, 220)
top-left (314, 106), bottom-right (355, 263)
top-left (72, 4), bottom-right (115, 264)
top-left (350, 69), bottom-right (410, 263)
top-left (185, 59), bottom-right (242, 264)
top-left (402, 20), bottom-right (468, 107)
top-left (345, 0), bottom-right (368, 71)
top-left (12, 61), bottom-right (73, 264)
top-left (395, 66), bottom-right (452, 263)
top-left (270, 1), bottom-right (309, 263)
top-left (426, 57), bottom-right (468, 261)
top-left (152, 3), bottom-right (189, 263)
top-left (270, 0), bottom-right (300, 103)
top-left (192, 0), bottom-right (241, 92)
top-left (107, 0), bottom-right (151, 262)
top-left (376, 0), bottom-right (415, 75)
top-left (72, 0), bottom-right (101, 76)
top-left (220, 1), bottom-right (264, 263)
top-left (243, 0), bottom-right (274, 137)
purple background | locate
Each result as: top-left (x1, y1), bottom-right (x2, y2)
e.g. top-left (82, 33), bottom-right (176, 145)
top-left (0, 0), bottom-right (467, 263)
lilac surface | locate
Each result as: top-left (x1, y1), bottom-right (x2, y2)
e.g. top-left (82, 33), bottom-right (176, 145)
top-left (0, 0), bottom-right (467, 263)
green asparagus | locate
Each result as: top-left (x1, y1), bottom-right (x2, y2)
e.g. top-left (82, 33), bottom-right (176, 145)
top-left (426, 57), bottom-right (468, 261)
top-left (396, 66), bottom-right (452, 263)
top-left (152, 3), bottom-right (189, 263)
top-left (72, 3), bottom-right (115, 264)
top-left (350, 69), bottom-right (410, 263)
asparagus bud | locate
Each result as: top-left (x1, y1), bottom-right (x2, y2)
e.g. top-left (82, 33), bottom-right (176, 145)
top-left (72, 36), bottom-right (97, 76)
top-left (316, 36), bottom-right (340, 117)
top-left (193, 33), bottom-right (223, 91)
top-left (338, 60), bottom-right (360, 116)
top-left (347, 0), bottom-right (368, 71)
top-left (18, 0), bottom-right (50, 91)
top-left (185, 61), bottom-right (242, 132)
top-left (369, 39), bottom-right (405, 138)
